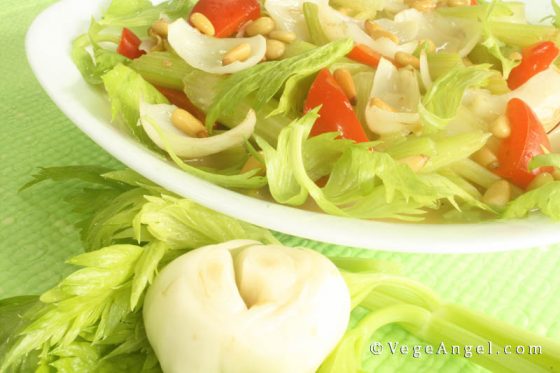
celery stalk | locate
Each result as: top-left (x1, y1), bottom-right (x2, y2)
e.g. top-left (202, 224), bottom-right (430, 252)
top-left (283, 40), bottom-right (316, 59)
top-left (451, 159), bottom-right (501, 188)
top-left (384, 137), bottom-right (438, 160)
top-left (303, 3), bottom-right (331, 46)
top-left (424, 132), bottom-right (491, 173)
top-left (436, 2), bottom-right (526, 22)
top-left (129, 52), bottom-right (193, 90)
top-left (427, 53), bottom-right (465, 80)
top-left (489, 21), bottom-right (560, 48)
top-left (354, 282), bottom-right (560, 373)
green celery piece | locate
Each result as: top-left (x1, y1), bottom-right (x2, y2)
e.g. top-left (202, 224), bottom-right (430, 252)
top-left (503, 181), bottom-right (560, 220)
top-left (479, 2), bottom-right (522, 78)
top-left (427, 52), bottom-right (465, 80)
top-left (420, 65), bottom-right (494, 132)
top-left (436, 1), bottom-right (526, 21)
top-left (423, 131), bottom-right (491, 173)
top-left (129, 51), bottom-right (195, 90)
top-left (303, 2), bottom-right (331, 46)
top-left (205, 38), bottom-right (354, 130)
top-left (322, 268), bottom-right (560, 373)
top-left (529, 153), bottom-right (560, 170)
top-left (383, 136), bottom-right (438, 160)
top-left (282, 40), bottom-right (316, 59)
top-left (553, 0), bottom-right (560, 29)
top-left (100, 0), bottom-right (196, 31)
top-left (102, 64), bottom-right (169, 147)
top-left (3, 168), bottom-right (277, 371)
top-left (451, 159), bottom-right (502, 189)
top-left (71, 20), bottom-right (126, 85)
top-left (489, 21), bottom-right (560, 48)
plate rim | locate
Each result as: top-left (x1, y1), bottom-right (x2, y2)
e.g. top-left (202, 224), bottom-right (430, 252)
top-left (25, 0), bottom-right (560, 254)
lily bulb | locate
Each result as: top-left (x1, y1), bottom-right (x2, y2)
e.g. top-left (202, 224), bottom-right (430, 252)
top-left (143, 240), bottom-right (351, 373)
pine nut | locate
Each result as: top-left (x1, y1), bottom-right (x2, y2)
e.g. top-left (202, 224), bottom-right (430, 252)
top-left (148, 33), bottom-right (165, 52)
top-left (482, 180), bottom-right (511, 208)
top-left (245, 17), bottom-right (275, 37)
top-left (190, 12), bottom-right (215, 36)
top-left (370, 29), bottom-right (399, 44)
top-left (150, 19), bottom-right (169, 38)
top-left (265, 39), bottom-right (285, 60)
top-left (365, 21), bottom-right (400, 44)
top-left (223, 43), bottom-right (252, 65)
top-left (489, 115), bottom-right (511, 139)
top-left (395, 52), bottom-right (420, 69)
top-left (369, 97), bottom-right (395, 112)
top-left (472, 147), bottom-right (499, 169)
top-left (171, 108), bottom-right (208, 138)
top-left (241, 154), bottom-right (266, 175)
top-left (268, 30), bottom-right (296, 44)
top-left (399, 155), bottom-right (430, 173)
top-left (333, 69), bottom-right (357, 105)
top-left (527, 172), bottom-right (554, 191)
top-left (406, 0), bottom-right (437, 12)
top-left (364, 20), bottom-right (381, 35)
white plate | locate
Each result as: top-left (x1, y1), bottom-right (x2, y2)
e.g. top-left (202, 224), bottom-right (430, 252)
top-left (26, 0), bottom-right (560, 253)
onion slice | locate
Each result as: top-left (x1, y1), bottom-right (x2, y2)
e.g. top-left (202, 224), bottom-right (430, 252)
top-left (140, 103), bottom-right (256, 159)
top-left (167, 19), bottom-right (266, 75)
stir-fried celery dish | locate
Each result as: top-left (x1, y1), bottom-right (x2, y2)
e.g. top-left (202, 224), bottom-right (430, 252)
top-left (70, 0), bottom-right (560, 222)
top-left (72, 0), bottom-right (560, 222)
top-left (1, 166), bottom-right (559, 372)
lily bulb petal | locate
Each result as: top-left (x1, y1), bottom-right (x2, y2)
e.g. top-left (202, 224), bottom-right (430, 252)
top-left (140, 103), bottom-right (256, 159)
top-left (168, 19), bottom-right (266, 75)
top-left (143, 240), bottom-right (351, 373)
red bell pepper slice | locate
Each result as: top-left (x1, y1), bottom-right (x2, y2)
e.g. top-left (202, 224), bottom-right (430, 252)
top-left (495, 98), bottom-right (553, 188)
top-left (507, 41), bottom-right (559, 90)
top-left (117, 28), bottom-right (145, 60)
top-left (347, 44), bottom-right (383, 69)
top-left (190, 0), bottom-right (260, 38)
top-left (304, 69), bottom-right (369, 143)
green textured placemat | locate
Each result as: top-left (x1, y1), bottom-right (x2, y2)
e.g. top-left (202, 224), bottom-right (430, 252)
top-left (1, 1), bottom-right (559, 372)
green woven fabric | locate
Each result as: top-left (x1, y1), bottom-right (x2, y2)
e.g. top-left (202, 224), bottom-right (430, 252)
top-left (1, 1), bottom-right (559, 372)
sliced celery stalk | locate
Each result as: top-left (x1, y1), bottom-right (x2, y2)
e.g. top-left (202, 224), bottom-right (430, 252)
top-left (489, 21), bottom-right (560, 48)
top-left (283, 40), bottom-right (317, 59)
top-left (303, 2), bottom-right (331, 46)
top-left (451, 158), bottom-right (501, 188)
top-left (384, 136), bottom-right (438, 160)
top-left (427, 53), bottom-right (465, 80)
top-left (436, 2), bottom-right (526, 22)
top-left (424, 131), bottom-right (491, 173)
top-left (129, 52), bottom-right (194, 90)
top-left (468, 44), bottom-right (502, 71)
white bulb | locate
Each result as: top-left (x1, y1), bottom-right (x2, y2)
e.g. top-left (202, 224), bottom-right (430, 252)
top-left (143, 240), bottom-right (350, 373)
